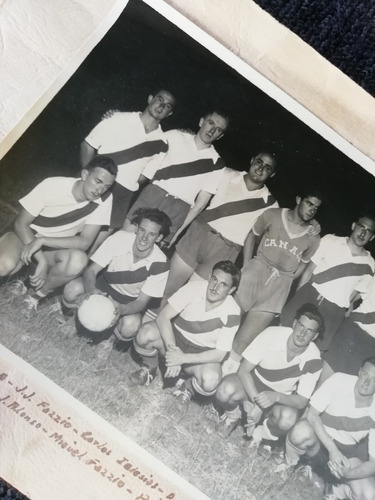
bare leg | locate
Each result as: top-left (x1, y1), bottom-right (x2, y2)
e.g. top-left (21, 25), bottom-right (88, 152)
top-left (232, 310), bottom-right (276, 355)
top-left (41, 249), bottom-right (88, 295)
top-left (184, 363), bottom-right (222, 395)
top-left (0, 232), bottom-right (24, 276)
top-left (161, 252), bottom-right (195, 308)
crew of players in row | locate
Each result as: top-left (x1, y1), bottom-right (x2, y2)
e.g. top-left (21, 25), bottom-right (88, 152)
top-left (1, 88), bottom-right (375, 499)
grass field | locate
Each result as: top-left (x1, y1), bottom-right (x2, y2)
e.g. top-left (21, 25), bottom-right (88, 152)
top-left (0, 279), bottom-right (325, 500)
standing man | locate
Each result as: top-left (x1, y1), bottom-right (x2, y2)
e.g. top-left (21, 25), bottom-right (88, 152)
top-left (284, 359), bottom-right (375, 500)
top-left (209, 304), bottom-right (323, 441)
top-left (81, 89), bottom-right (175, 233)
top-left (125, 110), bottom-right (229, 244)
top-left (0, 156), bottom-right (117, 316)
top-left (162, 151), bottom-right (278, 302)
top-left (129, 261), bottom-right (241, 405)
top-left (281, 214), bottom-right (375, 351)
top-left (224, 190), bottom-right (322, 373)
top-left (62, 208), bottom-right (171, 359)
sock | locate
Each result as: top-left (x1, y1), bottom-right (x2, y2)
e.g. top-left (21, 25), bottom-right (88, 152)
top-left (133, 340), bottom-right (158, 371)
top-left (225, 405), bottom-right (242, 422)
top-left (284, 434), bottom-right (306, 466)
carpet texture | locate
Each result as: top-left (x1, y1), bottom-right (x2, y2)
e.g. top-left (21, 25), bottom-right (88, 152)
top-left (254, 0), bottom-right (375, 96)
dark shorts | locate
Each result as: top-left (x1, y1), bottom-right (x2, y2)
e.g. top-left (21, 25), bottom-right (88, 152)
top-left (280, 283), bottom-right (346, 351)
top-left (324, 318), bottom-right (375, 375)
top-left (176, 219), bottom-right (241, 280)
top-left (236, 257), bottom-right (293, 314)
top-left (110, 181), bottom-right (137, 229)
top-left (126, 184), bottom-right (190, 241)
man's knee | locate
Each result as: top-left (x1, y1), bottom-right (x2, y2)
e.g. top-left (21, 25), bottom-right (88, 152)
top-left (0, 233), bottom-right (22, 276)
top-left (0, 254), bottom-right (20, 276)
top-left (288, 418), bottom-right (314, 447)
top-left (215, 374), bottom-right (241, 404)
top-left (136, 322), bottom-right (160, 348)
top-left (199, 367), bottom-right (221, 393)
top-left (116, 314), bottom-right (142, 340)
top-left (270, 405), bottom-right (299, 433)
top-left (63, 278), bottom-right (84, 304)
top-left (64, 250), bottom-right (89, 277)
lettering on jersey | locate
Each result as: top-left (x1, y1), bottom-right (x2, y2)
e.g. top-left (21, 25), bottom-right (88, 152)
top-left (264, 238), bottom-right (303, 259)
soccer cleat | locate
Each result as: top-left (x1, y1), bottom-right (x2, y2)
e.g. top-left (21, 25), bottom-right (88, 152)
top-left (128, 366), bottom-right (156, 386)
top-left (7, 279), bottom-right (28, 297)
top-left (295, 464), bottom-right (313, 480)
top-left (172, 386), bottom-right (192, 405)
top-left (203, 403), bottom-right (222, 423)
top-left (20, 294), bottom-right (39, 319)
top-left (216, 414), bottom-right (240, 439)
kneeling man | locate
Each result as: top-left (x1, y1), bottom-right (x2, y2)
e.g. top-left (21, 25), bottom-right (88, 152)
top-left (63, 208), bottom-right (171, 357)
top-left (129, 261), bottom-right (241, 404)
top-left (285, 358), bottom-right (375, 500)
top-left (211, 303), bottom-right (323, 441)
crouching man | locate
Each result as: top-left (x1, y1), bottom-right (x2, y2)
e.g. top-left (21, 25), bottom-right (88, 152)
top-left (209, 304), bottom-right (324, 441)
top-left (62, 208), bottom-right (171, 359)
top-left (129, 261), bottom-right (241, 404)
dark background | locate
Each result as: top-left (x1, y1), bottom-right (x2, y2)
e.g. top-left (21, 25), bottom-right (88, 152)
top-left (1, 0), bottom-right (375, 252)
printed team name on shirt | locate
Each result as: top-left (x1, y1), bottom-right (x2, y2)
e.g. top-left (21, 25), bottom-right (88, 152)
top-left (263, 237), bottom-right (305, 260)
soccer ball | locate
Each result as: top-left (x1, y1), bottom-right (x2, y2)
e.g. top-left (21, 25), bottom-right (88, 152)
top-left (77, 294), bottom-right (117, 332)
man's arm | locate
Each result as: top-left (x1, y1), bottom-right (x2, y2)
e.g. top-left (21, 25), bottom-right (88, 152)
top-left (82, 262), bottom-right (103, 294)
top-left (306, 405), bottom-right (350, 468)
top-left (21, 224), bottom-right (102, 264)
top-left (115, 291), bottom-right (151, 317)
top-left (296, 261), bottom-right (317, 290)
top-left (80, 141), bottom-right (96, 168)
top-left (293, 261), bottom-right (308, 281)
top-left (168, 190), bottom-right (212, 247)
top-left (165, 347), bottom-right (226, 367)
top-left (255, 391), bottom-right (308, 410)
top-left (155, 302), bottom-right (179, 349)
top-left (338, 457), bottom-right (375, 480)
top-left (242, 230), bottom-right (259, 265)
top-left (237, 358), bottom-right (261, 403)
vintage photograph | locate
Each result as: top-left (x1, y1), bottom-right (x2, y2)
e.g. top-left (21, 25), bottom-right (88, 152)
top-left (1, 0), bottom-right (375, 498)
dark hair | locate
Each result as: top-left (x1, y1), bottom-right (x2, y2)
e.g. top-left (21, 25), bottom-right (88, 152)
top-left (295, 303), bottom-right (325, 333)
top-left (361, 357), bottom-right (375, 369)
top-left (151, 89), bottom-right (176, 108)
top-left (253, 151), bottom-right (278, 170)
top-left (355, 213), bottom-right (375, 227)
top-left (212, 261), bottom-right (241, 290)
top-left (202, 109), bottom-right (230, 128)
top-left (297, 189), bottom-right (323, 203)
top-left (131, 208), bottom-right (172, 238)
top-left (84, 155), bottom-right (118, 177)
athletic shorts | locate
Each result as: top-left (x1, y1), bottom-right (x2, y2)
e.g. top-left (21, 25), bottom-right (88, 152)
top-left (236, 257), bottom-right (293, 314)
top-left (324, 319), bottom-right (375, 375)
top-left (126, 184), bottom-right (190, 241)
top-left (109, 181), bottom-right (137, 229)
top-left (174, 328), bottom-right (211, 355)
top-left (280, 283), bottom-right (346, 351)
top-left (176, 219), bottom-right (241, 280)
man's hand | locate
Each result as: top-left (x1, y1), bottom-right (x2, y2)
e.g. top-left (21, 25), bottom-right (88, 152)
top-left (307, 219), bottom-right (321, 236)
top-left (21, 238), bottom-right (43, 264)
top-left (165, 344), bottom-right (186, 367)
top-left (327, 446), bottom-right (350, 478)
top-left (254, 391), bottom-right (279, 409)
top-left (164, 365), bottom-right (181, 378)
top-left (29, 258), bottom-right (48, 290)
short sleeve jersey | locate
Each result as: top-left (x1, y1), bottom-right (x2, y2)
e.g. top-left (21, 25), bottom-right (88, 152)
top-left (242, 326), bottom-right (322, 399)
top-left (198, 169), bottom-right (278, 246)
top-left (253, 208), bottom-right (320, 275)
top-left (310, 234), bottom-right (375, 308)
top-left (350, 275), bottom-right (375, 338)
top-left (142, 129), bottom-right (225, 206)
top-left (19, 177), bottom-right (112, 237)
top-left (310, 372), bottom-right (375, 458)
top-left (85, 112), bottom-right (168, 191)
top-left (168, 280), bottom-right (241, 351)
top-left (91, 230), bottom-right (169, 299)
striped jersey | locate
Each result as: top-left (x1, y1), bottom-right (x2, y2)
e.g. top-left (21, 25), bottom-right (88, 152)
top-left (254, 208), bottom-right (320, 275)
top-left (310, 372), bottom-right (375, 458)
top-left (85, 112), bottom-right (168, 191)
top-left (311, 234), bottom-right (375, 308)
top-left (143, 129), bottom-right (225, 206)
top-left (91, 230), bottom-right (169, 299)
top-left (198, 168), bottom-right (278, 246)
top-left (168, 280), bottom-right (241, 351)
top-left (350, 275), bottom-right (375, 338)
top-left (19, 177), bottom-right (112, 237)
top-left (242, 326), bottom-right (322, 399)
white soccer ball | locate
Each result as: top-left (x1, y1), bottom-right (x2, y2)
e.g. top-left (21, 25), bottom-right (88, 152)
top-left (77, 294), bottom-right (117, 332)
